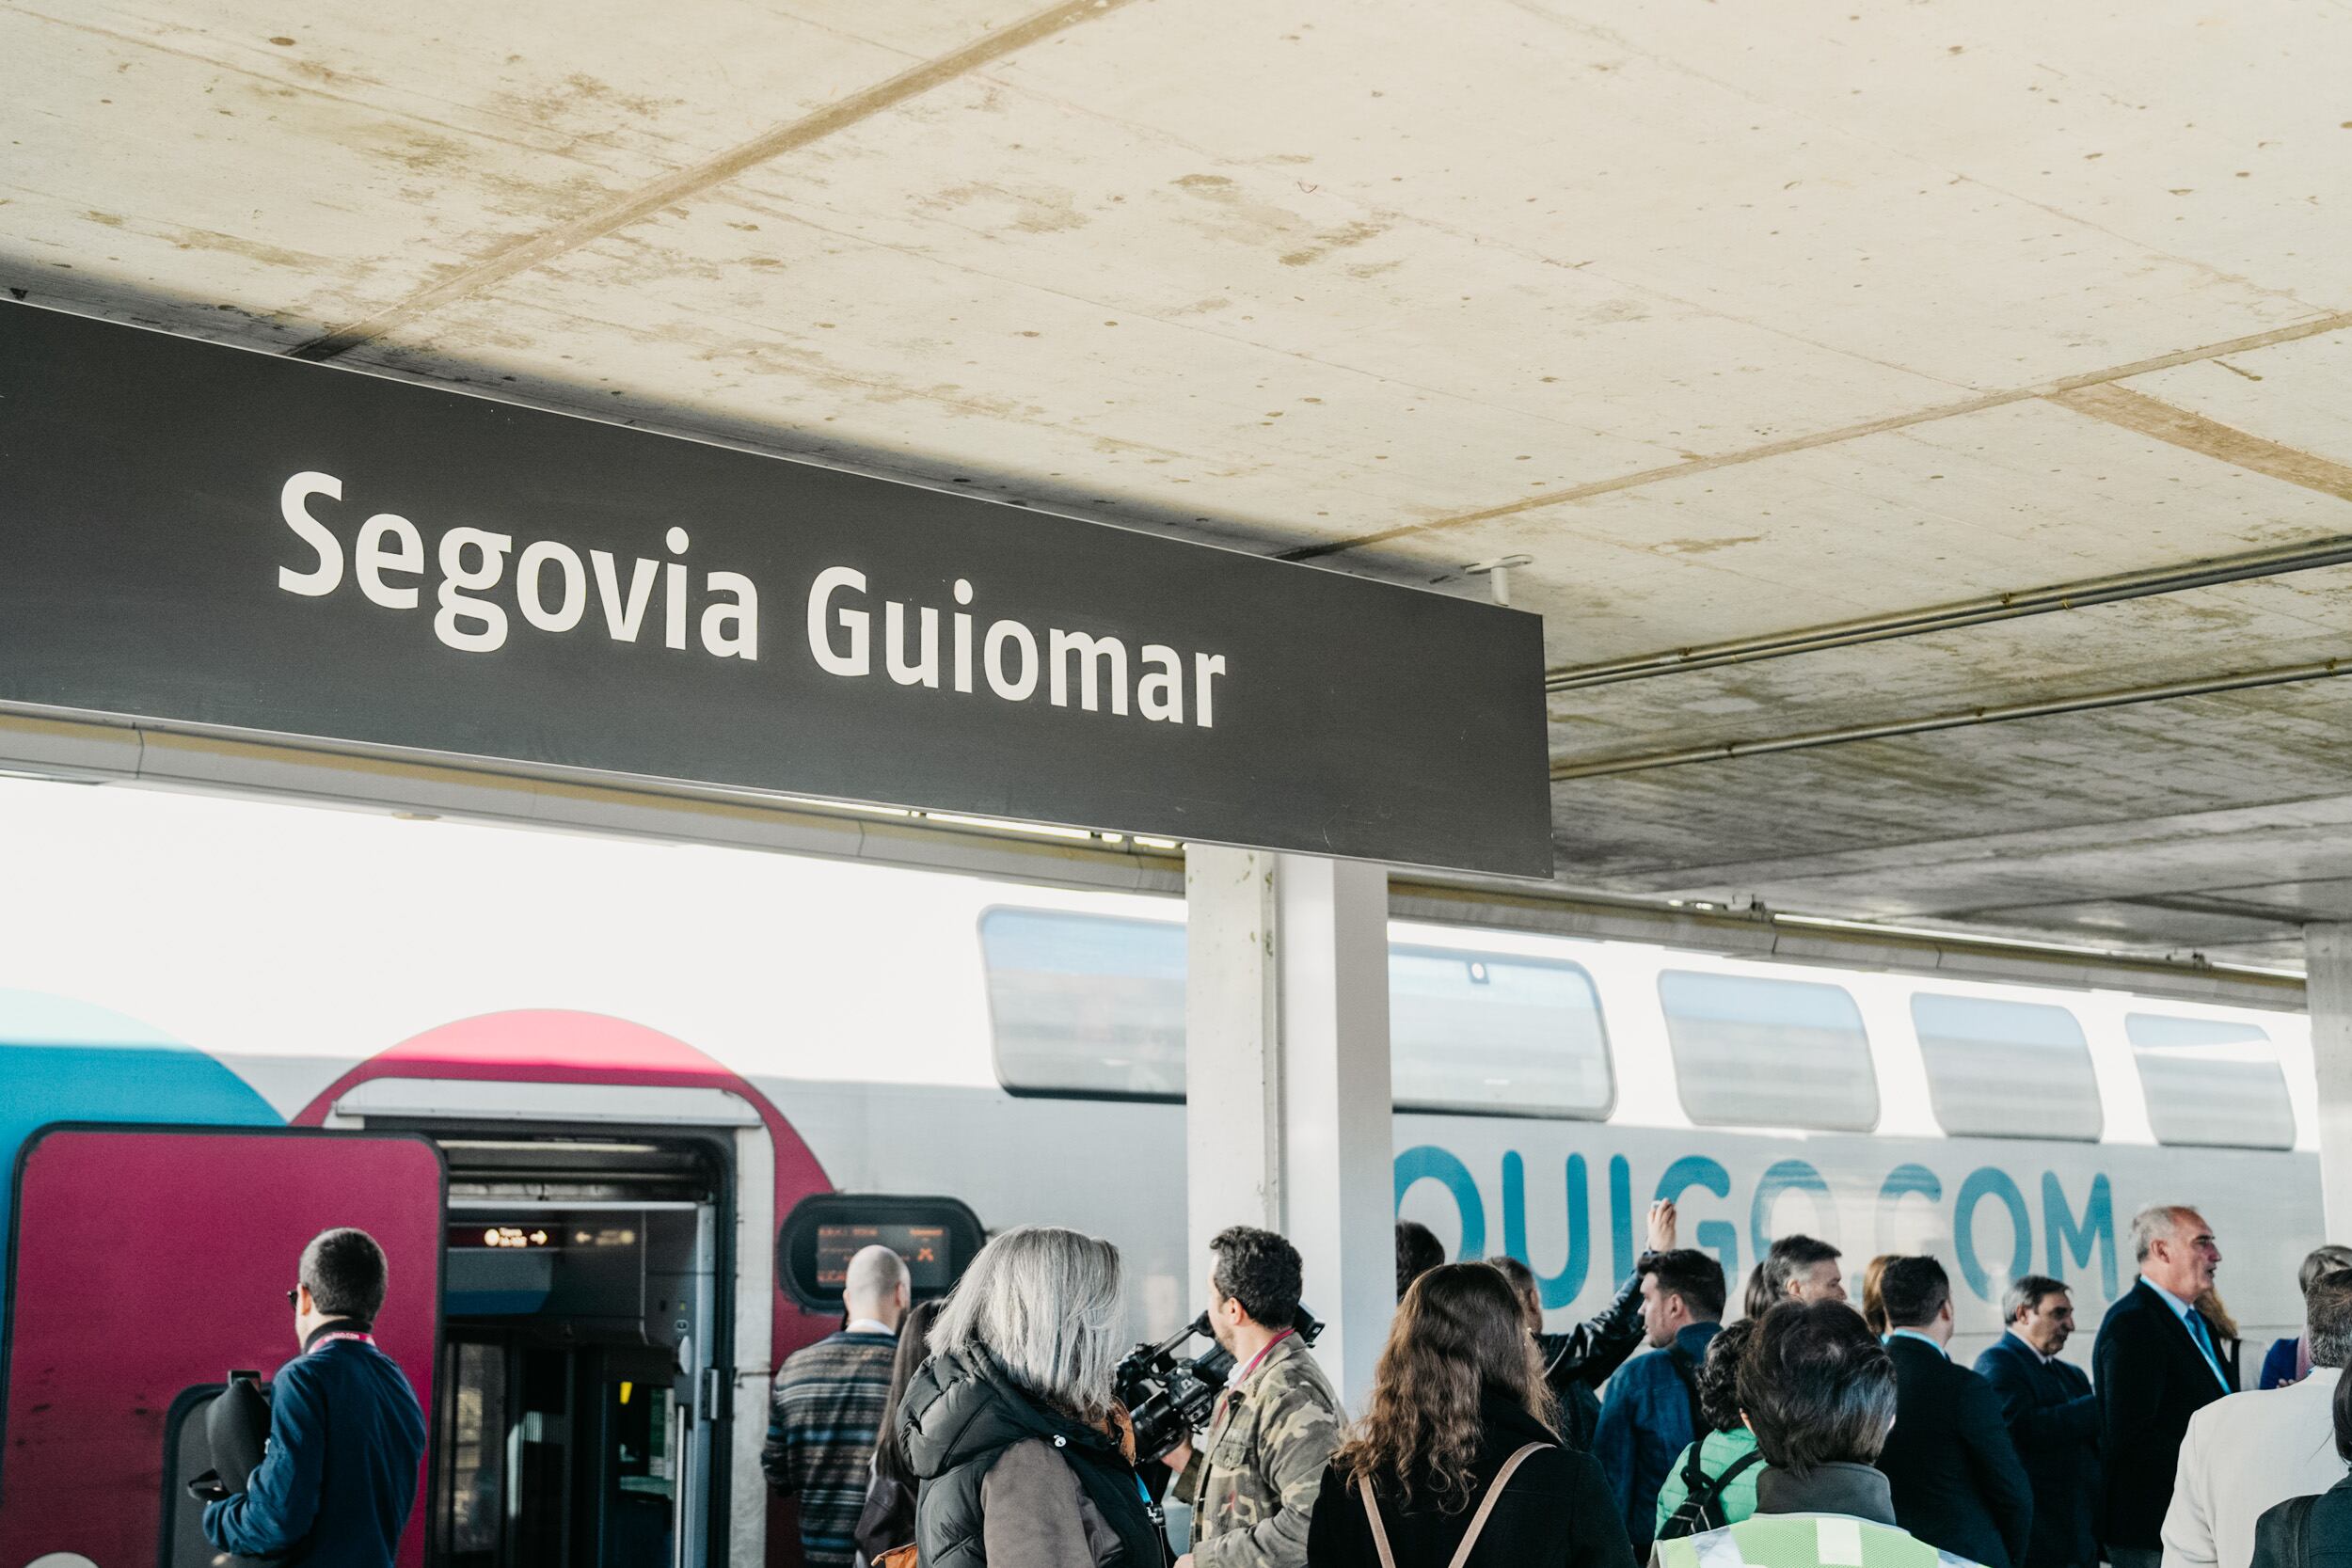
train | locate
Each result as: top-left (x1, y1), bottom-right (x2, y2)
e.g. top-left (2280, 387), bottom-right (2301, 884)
top-left (0, 774), bottom-right (2318, 1568)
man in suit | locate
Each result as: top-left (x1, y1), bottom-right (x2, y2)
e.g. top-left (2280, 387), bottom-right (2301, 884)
top-left (1977, 1274), bottom-right (2100, 1568)
top-left (1875, 1255), bottom-right (2035, 1568)
top-left (2096, 1204), bottom-right (2232, 1568)
top-left (2163, 1266), bottom-right (2352, 1568)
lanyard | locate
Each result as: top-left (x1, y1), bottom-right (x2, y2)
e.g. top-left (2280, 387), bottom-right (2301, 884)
top-left (310, 1330), bottom-right (377, 1354)
top-left (1234, 1328), bottom-right (1295, 1385)
top-left (1213, 1329), bottom-right (1296, 1428)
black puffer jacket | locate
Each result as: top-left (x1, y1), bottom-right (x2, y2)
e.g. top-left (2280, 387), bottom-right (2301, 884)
top-left (899, 1344), bottom-right (1168, 1568)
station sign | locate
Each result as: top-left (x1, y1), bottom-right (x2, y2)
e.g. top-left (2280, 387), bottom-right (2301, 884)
top-left (0, 303), bottom-right (1551, 875)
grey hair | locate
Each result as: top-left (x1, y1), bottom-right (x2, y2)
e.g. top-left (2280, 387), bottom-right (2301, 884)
top-left (2300, 1246), bottom-right (2352, 1295)
top-left (2130, 1204), bottom-right (2202, 1263)
top-left (932, 1225), bottom-right (1123, 1422)
top-left (2002, 1274), bottom-right (2069, 1325)
top-left (2310, 1270), bottom-right (2352, 1370)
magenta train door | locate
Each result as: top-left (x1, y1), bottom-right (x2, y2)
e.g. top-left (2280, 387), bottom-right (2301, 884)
top-left (0, 1125), bottom-right (445, 1568)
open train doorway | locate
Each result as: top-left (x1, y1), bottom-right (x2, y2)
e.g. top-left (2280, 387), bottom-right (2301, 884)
top-left (428, 1132), bottom-right (728, 1568)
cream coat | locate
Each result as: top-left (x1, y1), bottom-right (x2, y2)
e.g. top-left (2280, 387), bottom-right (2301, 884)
top-left (2161, 1366), bottom-right (2347, 1568)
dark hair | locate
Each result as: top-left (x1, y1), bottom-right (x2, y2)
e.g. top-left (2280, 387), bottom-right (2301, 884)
top-left (2309, 1270), bottom-right (2352, 1370)
top-left (1742, 1263), bottom-right (1777, 1321)
top-left (2336, 1356), bottom-right (2352, 1465)
top-left (1486, 1256), bottom-right (1542, 1330)
top-left (1335, 1263), bottom-right (1555, 1512)
top-left (871, 1299), bottom-right (940, 1490)
top-left (1396, 1222), bottom-right (1445, 1301)
top-left (1641, 1249), bottom-right (1727, 1322)
top-left (1213, 1226), bottom-right (1303, 1329)
top-left (1696, 1318), bottom-right (1756, 1433)
top-left (1763, 1235), bottom-right (1841, 1296)
top-left (1738, 1301), bottom-right (1897, 1475)
top-left (1879, 1256), bottom-right (1951, 1330)
top-left (300, 1227), bottom-right (390, 1322)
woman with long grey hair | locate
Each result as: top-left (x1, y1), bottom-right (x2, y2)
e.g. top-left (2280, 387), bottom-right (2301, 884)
top-left (898, 1225), bottom-right (1168, 1567)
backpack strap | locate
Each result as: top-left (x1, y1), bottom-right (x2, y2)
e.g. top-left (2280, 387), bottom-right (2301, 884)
top-left (1359, 1478), bottom-right (1399, 1568)
top-left (2291, 1493), bottom-right (2319, 1568)
top-left (1693, 1448), bottom-right (1762, 1513)
top-left (1665, 1346), bottom-right (1707, 1444)
top-left (1446, 1444), bottom-right (1552, 1568)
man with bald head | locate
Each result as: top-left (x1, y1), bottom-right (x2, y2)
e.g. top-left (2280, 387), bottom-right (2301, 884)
top-left (2095, 1204), bottom-right (2230, 1568)
top-left (763, 1244), bottom-right (913, 1565)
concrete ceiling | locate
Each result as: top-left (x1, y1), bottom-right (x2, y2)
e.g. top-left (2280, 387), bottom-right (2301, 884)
top-left (7, 0), bottom-right (2349, 971)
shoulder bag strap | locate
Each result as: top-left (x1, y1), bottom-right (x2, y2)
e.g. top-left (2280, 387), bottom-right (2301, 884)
top-left (2292, 1493), bottom-right (2318, 1568)
top-left (1359, 1476), bottom-right (1400, 1568)
top-left (1446, 1443), bottom-right (1553, 1568)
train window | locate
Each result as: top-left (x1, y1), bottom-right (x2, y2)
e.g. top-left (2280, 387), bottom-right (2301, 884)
top-left (1659, 970), bottom-right (1878, 1132)
top-left (1911, 994), bottom-right (2103, 1142)
top-left (2126, 1014), bottom-right (2296, 1150)
top-left (981, 909), bottom-right (1186, 1099)
top-left (1390, 946), bottom-right (1613, 1118)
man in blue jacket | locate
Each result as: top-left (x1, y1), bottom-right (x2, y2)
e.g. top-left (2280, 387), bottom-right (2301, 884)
top-left (1975, 1274), bottom-right (2099, 1568)
top-left (1595, 1246), bottom-right (1725, 1555)
top-left (205, 1227), bottom-right (428, 1568)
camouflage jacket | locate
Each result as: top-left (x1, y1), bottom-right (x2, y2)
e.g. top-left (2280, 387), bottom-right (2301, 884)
top-left (1174, 1331), bottom-right (1345, 1568)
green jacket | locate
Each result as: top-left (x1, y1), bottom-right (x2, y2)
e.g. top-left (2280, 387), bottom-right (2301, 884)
top-left (1174, 1333), bottom-right (1344, 1568)
top-left (1656, 1427), bottom-right (1763, 1534)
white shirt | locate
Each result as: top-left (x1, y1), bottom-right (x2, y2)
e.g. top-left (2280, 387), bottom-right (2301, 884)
top-left (845, 1318), bottom-right (896, 1338)
top-left (2006, 1327), bottom-right (2054, 1366)
top-left (2162, 1366), bottom-right (2345, 1568)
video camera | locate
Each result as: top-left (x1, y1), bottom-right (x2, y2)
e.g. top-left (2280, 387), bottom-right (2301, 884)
top-left (1114, 1306), bottom-right (1324, 1465)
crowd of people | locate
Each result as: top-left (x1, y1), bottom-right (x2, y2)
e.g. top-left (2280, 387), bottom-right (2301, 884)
top-left (758, 1201), bottom-right (2352, 1568)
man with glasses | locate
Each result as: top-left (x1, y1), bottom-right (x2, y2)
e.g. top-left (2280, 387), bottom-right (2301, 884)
top-left (202, 1228), bottom-right (427, 1568)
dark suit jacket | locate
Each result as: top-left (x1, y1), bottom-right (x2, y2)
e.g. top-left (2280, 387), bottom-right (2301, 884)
top-left (2094, 1280), bottom-right (2232, 1550)
top-left (1876, 1332), bottom-right (2035, 1568)
top-left (1975, 1335), bottom-right (2101, 1568)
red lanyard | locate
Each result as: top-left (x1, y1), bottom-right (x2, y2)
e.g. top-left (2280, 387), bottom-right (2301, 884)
top-left (310, 1330), bottom-right (377, 1354)
top-left (1214, 1329), bottom-right (1297, 1426)
top-left (1235, 1328), bottom-right (1295, 1384)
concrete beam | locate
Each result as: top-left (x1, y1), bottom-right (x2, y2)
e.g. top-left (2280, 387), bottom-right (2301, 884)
top-left (1185, 847), bottom-right (1394, 1406)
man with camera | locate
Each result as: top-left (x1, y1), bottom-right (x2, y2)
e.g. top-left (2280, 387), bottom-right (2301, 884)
top-left (1163, 1225), bottom-right (1345, 1568)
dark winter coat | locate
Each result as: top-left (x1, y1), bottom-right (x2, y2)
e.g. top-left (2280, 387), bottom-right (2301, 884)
top-left (898, 1343), bottom-right (1168, 1568)
top-left (1304, 1389), bottom-right (1635, 1568)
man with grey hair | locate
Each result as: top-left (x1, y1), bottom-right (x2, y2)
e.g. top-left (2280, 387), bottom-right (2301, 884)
top-left (763, 1243), bottom-right (912, 1565)
top-left (2163, 1266), bottom-right (2352, 1568)
top-left (2095, 1205), bottom-right (2230, 1568)
top-left (1976, 1274), bottom-right (2097, 1568)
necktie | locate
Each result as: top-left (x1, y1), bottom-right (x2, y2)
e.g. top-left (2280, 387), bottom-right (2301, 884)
top-left (2184, 1310), bottom-right (2232, 1391)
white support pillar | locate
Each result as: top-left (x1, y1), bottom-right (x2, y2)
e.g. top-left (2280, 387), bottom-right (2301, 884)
top-left (2310, 924), bottom-right (2352, 1241)
top-left (1186, 846), bottom-right (1395, 1408)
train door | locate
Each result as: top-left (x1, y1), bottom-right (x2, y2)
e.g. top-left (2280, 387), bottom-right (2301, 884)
top-left (0, 1125), bottom-right (445, 1568)
top-left (427, 1132), bottom-right (726, 1568)
top-left (321, 1072), bottom-right (771, 1568)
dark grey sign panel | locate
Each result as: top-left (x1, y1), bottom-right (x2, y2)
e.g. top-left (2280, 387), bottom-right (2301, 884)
top-left (0, 304), bottom-right (1551, 875)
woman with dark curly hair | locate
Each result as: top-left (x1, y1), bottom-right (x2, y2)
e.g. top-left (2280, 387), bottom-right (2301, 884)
top-left (1653, 1319), bottom-right (1763, 1538)
top-left (1305, 1262), bottom-right (1634, 1568)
